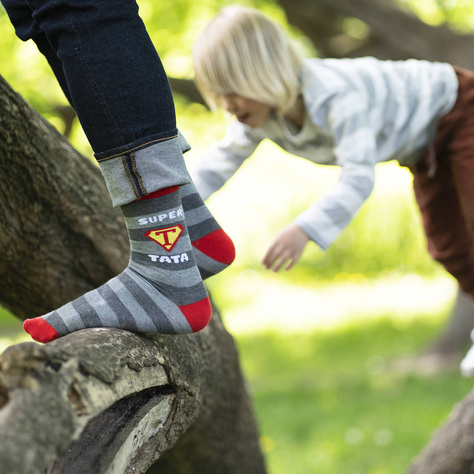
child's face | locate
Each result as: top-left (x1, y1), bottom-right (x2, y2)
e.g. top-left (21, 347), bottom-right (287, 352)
top-left (218, 95), bottom-right (272, 128)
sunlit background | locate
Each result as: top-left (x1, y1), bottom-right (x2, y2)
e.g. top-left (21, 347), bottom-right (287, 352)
top-left (1, 1), bottom-right (474, 473)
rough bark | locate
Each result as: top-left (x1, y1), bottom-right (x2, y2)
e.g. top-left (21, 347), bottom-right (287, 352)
top-left (0, 75), bottom-right (266, 474)
top-left (0, 75), bottom-right (129, 320)
top-left (0, 306), bottom-right (265, 474)
top-left (407, 389), bottom-right (474, 474)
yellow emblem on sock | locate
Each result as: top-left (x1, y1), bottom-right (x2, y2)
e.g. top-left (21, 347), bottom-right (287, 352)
top-left (145, 225), bottom-right (184, 252)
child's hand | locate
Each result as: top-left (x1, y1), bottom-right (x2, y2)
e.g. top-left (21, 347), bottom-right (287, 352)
top-left (263, 223), bottom-right (309, 272)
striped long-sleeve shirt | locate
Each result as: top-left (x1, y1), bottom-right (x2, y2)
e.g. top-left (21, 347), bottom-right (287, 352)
top-left (190, 57), bottom-right (458, 250)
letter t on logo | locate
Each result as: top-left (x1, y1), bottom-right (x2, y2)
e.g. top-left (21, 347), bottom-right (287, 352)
top-left (145, 225), bottom-right (184, 252)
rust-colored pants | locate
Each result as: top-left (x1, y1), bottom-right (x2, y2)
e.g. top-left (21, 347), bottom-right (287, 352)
top-left (413, 66), bottom-right (474, 298)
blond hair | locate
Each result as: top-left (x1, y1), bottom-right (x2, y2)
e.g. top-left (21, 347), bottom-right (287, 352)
top-left (193, 6), bottom-right (304, 115)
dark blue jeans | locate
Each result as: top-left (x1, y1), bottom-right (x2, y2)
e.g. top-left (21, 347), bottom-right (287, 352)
top-left (2, 0), bottom-right (177, 161)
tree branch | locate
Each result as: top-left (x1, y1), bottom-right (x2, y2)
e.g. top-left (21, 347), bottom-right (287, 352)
top-left (279, 0), bottom-right (474, 67)
top-left (0, 306), bottom-right (265, 474)
top-left (408, 388), bottom-right (474, 473)
top-left (169, 77), bottom-right (207, 107)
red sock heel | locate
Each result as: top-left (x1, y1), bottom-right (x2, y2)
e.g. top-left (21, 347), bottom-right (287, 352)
top-left (192, 229), bottom-right (236, 265)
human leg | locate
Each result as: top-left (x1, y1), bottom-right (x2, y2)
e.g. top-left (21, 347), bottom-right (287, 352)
top-left (2, 0), bottom-right (235, 282)
top-left (413, 67), bottom-right (474, 375)
top-left (444, 91), bottom-right (474, 297)
top-left (413, 138), bottom-right (474, 377)
top-left (413, 155), bottom-right (474, 298)
top-left (24, 186), bottom-right (211, 341)
top-left (180, 183), bottom-right (235, 279)
top-left (1, 0), bottom-right (73, 103)
top-left (24, 0), bottom-right (179, 156)
top-left (413, 67), bottom-right (474, 299)
top-left (441, 71), bottom-right (474, 376)
top-left (2, 0), bottom-right (215, 341)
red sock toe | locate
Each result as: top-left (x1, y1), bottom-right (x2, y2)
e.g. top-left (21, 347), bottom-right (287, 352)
top-left (192, 229), bottom-right (236, 265)
top-left (23, 317), bottom-right (59, 343)
top-left (179, 297), bottom-right (212, 332)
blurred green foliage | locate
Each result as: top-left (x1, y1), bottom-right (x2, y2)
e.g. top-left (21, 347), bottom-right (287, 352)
top-left (236, 308), bottom-right (472, 474)
top-left (397, 0), bottom-right (474, 31)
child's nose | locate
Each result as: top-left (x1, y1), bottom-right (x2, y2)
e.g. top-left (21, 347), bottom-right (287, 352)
top-left (220, 97), bottom-right (237, 113)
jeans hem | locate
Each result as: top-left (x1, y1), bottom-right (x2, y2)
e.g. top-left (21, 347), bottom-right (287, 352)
top-left (94, 129), bottom-right (179, 162)
top-left (98, 134), bottom-right (192, 207)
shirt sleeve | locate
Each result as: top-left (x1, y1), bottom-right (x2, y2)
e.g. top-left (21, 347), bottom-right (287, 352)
top-left (189, 121), bottom-right (262, 201)
top-left (294, 91), bottom-right (377, 250)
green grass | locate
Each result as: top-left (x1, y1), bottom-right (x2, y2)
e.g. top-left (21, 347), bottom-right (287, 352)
top-left (0, 305), bottom-right (23, 330)
top-left (0, 306), bottom-right (27, 354)
top-left (233, 316), bottom-right (473, 474)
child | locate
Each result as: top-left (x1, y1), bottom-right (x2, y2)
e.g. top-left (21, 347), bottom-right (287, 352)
top-left (190, 6), bottom-right (474, 374)
top-left (2, 0), bottom-right (235, 343)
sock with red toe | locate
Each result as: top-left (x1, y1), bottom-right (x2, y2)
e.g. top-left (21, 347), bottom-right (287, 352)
top-left (23, 185), bottom-right (211, 343)
top-left (180, 183), bottom-right (235, 279)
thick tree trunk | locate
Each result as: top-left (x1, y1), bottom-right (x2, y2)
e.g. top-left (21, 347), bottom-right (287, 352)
top-left (0, 305), bottom-right (264, 474)
top-left (424, 289), bottom-right (474, 356)
top-left (407, 389), bottom-right (474, 474)
top-left (0, 76), bottom-right (129, 320)
top-left (0, 75), bottom-right (266, 474)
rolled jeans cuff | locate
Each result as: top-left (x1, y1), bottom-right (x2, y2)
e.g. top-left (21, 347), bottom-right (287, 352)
top-left (98, 132), bottom-right (192, 207)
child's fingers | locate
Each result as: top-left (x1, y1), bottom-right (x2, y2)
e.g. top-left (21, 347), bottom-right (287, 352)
top-left (262, 243), bottom-right (280, 269)
top-left (271, 255), bottom-right (287, 272)
top-left (263, 224), bottom-right (307, 271)
top-left (285, 257), bottom-right (297, 271)
top-left (266, 249), bottom-right (294, 272)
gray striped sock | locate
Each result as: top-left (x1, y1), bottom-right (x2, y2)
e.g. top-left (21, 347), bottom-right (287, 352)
top-left (180, 183), bottom-right (235, 279)
top-left (23, 187), bottom-right (211, 342)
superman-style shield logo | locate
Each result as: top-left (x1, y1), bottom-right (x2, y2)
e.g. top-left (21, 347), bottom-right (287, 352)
top-left (145, 225), bottom-right (183, 252)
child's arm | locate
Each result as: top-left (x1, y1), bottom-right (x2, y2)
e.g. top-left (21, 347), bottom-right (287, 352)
top-left (266, 92), bottom-right (378, 270)
top-left (190, 121), bottom-right (262, 200)
top-left (301, 89), bottom-right (378, 244)
top-left (294, 157), bottom-right (376, 250)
